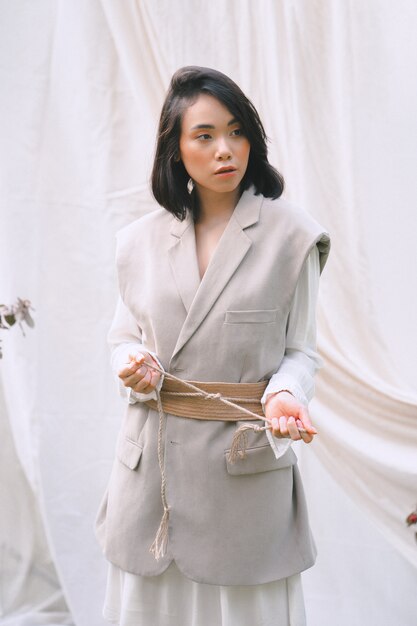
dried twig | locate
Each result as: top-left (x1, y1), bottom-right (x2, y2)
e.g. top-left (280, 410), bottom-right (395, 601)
top-left (0, 298), bottom-right (35, 358)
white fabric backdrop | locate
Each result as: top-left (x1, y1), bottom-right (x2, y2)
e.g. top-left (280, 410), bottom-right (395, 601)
top-left (1, 1), bottom-right (416, 625)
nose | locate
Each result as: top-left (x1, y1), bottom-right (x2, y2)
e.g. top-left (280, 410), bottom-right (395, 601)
top-left (215, 137), bottom-right (232, 161)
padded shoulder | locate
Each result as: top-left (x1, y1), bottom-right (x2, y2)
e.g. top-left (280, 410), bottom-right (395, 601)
top-left (261, 196), bottom-right (331, 273)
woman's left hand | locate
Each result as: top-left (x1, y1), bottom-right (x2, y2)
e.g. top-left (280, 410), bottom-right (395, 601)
top-left (264, 391), bottom-right (317, 443)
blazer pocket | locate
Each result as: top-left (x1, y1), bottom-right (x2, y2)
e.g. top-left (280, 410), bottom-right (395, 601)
top-left (117, 437), bottom-right (143, 470)
top-left (225, 444), bottom-right (297, 475)
top-left (224, 309), bottom-right (278, 324)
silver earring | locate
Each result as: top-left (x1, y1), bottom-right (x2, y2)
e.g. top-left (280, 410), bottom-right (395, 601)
top-left (187, 178), bottom-right (194, 194)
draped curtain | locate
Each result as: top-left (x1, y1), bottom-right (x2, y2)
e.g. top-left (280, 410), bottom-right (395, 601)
top-left (1, 1), bottom-right (416, 625)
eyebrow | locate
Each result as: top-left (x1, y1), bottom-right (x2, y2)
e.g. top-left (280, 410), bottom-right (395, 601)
top-left (190, 117), bottom-right (239, 130)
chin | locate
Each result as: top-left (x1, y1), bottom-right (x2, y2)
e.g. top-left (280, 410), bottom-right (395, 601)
top-left (214, 178), bottom-right (242, 191)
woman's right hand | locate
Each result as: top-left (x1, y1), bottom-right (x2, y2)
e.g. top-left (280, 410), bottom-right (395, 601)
top-left (118, 352), bottom-right (161, 395)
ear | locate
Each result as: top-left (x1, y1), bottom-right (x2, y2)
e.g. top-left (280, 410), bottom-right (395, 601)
top-left (174, 153), bottom-right (181, 163)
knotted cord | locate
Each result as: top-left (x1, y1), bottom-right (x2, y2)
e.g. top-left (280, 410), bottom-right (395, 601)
top-left (141, 360), bottom-right (306, 560)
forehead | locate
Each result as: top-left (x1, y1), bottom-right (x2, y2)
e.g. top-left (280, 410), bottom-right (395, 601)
top-left (181, 93), bottom-right (235, 129)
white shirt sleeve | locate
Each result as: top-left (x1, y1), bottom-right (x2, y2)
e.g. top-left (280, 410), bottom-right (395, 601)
top-left (108, 297), bottom-right (164, 404)
top-left (262, 246), bottom-right (322, 458)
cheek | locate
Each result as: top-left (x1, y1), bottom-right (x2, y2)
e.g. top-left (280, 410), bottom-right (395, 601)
top-left (181, 144), bottom-right (208, 171)
top-left (239, 140), bottom-right (251, 164)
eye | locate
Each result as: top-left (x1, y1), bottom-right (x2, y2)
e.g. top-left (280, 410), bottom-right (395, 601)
top-left (230, 128), bottom-right (243, 137)
top-left (196, 133), bottom-right (212, 141)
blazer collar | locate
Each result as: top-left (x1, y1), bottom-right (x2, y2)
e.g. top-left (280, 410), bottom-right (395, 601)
top-left (170, 185), bottom-right (262, 239)
top-left (168, 187), bottom-right (264, 360)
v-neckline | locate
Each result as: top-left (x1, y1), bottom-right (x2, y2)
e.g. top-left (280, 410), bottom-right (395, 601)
top-left (167, 186), bottom-right (262, 320)
top-left (193, 218), bottom-right (233, 283)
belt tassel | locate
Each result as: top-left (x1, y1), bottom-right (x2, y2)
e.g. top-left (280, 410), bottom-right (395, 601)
top-left (227, 422), bottom-right (268, 464)
top-left (149, 388), bottom-right (171, 560)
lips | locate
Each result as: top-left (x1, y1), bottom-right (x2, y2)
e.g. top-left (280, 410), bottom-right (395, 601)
top-left (214, 166), bottom-right (237, 175)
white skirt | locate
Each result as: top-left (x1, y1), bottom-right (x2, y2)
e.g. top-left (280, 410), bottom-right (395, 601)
top-left (103, 561), bottom-right (306, 626)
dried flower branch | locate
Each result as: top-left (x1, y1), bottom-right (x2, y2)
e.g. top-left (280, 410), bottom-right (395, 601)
top-left (406, 506), bottom-right (417, 544)
top-left (0, 298), bottom-right (35, 358)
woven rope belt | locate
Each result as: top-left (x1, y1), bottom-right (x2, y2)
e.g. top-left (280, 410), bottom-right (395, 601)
top-left (144, 377), bottom-right (268, 421)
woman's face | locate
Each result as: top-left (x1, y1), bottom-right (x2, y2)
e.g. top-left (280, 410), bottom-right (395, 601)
top-left (179, 93), bottom-right (250, 199)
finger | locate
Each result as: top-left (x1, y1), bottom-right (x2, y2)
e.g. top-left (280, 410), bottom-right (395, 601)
top-left (133, 354), bottom-right (147, 369)
top-left (298, 406), bottom-right (317, 434)
top-left (139, 368), bottom-right (152, 388)
top-left (121, 367), bottom-right (142, 384)
top-left (300, 430), bottom-right (314, 443)
top-left (122, 372), bottom-right (142, 388)
top-left (119, 354), bottom-right (145, 379)
top-left (279, 415), bottom-right (289, 437)
top-left (270, 417), bottom-right (283, 438)
top-left (294, 418), bottom-right (314, 443)
top-left (141, 352), bottom-right (159, 368)
top-left (140, 379), bottom-right (159, 394)
top-left (149, 369), bottom-right (160, 389)
top-left (122, 364), bottom-right (150, 388)
top-left (133, 371), bottom-right (153, 393)
top-left (119, 366), bottom-right (133, 380)
top-left (143, 353), bottom-right (161, 388)
top-left (287, 416), bottom-right (302, 441)
top-left (119, 360), bottom-right (141, 379)
top-left (125, 353), bottom-right (146, 373)
top-left (137, 363), bottom-right (149, 378)
top-left (124, 366), bottom-right (147, 386)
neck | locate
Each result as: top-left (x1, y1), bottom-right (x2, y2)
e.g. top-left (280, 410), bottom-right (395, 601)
top-left (195, 186), bottom-right (241, 225)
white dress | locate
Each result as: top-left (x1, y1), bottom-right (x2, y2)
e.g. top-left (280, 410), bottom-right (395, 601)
top-left (103, 247), bottom-right (321, 626)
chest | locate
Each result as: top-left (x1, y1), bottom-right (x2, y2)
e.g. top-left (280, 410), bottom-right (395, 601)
top-left (122, 235), bottom-right (291, 381)
top-left (194, 221), bottom-right (228, 280)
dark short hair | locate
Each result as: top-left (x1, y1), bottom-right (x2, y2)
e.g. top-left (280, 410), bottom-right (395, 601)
top-left (151, 66), bottom-right (284, 220)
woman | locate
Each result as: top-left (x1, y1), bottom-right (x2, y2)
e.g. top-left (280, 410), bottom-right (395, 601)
top-left (96, 66), bottom-right (330, 626)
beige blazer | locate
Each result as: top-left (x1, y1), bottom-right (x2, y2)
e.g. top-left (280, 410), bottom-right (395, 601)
top-left (95, 187), bottom-right (330, 585)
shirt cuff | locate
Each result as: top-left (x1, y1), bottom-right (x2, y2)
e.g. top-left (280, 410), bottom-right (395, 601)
top-left (265, 430), bottom-right (293, 459)
top-left (261, 376), bottom-right (308, 407)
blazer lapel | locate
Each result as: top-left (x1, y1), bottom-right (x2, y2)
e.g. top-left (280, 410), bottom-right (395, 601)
top-left (168, 211), bottom-right (201, 313)
top-left (171, 188), bottom-right (263, 359)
